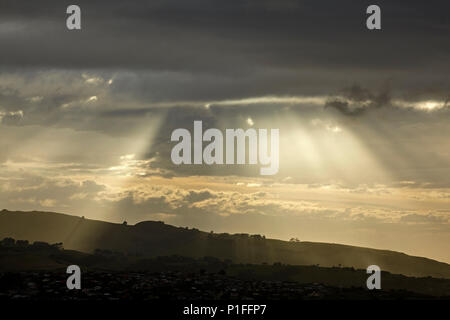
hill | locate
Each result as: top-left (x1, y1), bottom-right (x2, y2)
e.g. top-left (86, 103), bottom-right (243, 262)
top-left (1, 209), bottom-right (450, 279)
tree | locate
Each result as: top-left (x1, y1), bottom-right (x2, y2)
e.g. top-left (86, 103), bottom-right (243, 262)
top-left (16, 240), bottom-right (29, 247)
top-left (1, 237), bottom-right (15, 247)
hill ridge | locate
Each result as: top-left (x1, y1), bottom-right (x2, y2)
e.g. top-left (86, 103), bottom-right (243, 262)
top-left (1, 209), bottom-right (450, 279)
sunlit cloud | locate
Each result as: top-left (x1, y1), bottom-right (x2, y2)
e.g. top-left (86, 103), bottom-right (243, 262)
top-left (393, 99), bottom-right (446, 111)
top-left (82, 73), bottom-right (104, 85)
top-left (86, 96), bottom-right (98, 103)
top-left (206, 96), bottom-right (327, 107)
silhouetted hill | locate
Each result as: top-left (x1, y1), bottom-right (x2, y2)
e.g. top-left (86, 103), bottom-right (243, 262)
top-left (1, 209), bottom-right (450, 279)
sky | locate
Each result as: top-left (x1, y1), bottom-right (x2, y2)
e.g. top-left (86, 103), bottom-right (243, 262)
top-left (0, 0), bottom-right (449, 262)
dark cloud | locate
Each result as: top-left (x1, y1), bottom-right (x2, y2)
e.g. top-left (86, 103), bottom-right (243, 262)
top-left (1, 112), bottom-right (23, 125)
top-left (0, 0), bottom-right (449, 98)
top-left (325, 84), bottom-right (392, 116)
top-left (111, 193), bottom-right (172, 217)
top-left (183, 190), bottom-right (216, 203)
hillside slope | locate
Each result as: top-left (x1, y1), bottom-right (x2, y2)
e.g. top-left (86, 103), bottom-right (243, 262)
top-left (1, 209), bottom-right (450, 279)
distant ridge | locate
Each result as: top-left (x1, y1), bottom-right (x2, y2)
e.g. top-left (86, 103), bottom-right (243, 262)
top-left (1, 209), bottom-right (450, 279)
